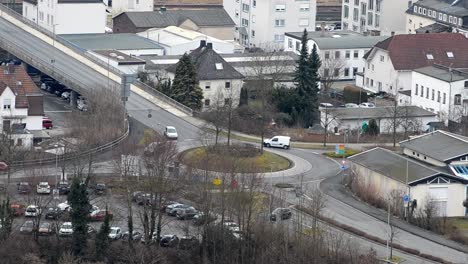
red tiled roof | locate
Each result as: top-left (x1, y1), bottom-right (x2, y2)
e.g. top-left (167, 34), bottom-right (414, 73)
top-left (0, 64), bottom-right (42, 109)
top-left (372, 33), bottom-right (468, 71)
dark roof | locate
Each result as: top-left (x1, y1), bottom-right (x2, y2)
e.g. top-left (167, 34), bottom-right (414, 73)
top-left (116, 9), bottom-right (235, 28)
top-left (0, 65), bottom-right (43, 109)
top-left (349, 148), bottom-right (454, 184)
top-left (415, 23), bottom-right (451, 33)
top-left (27, 95), bottom-right (44, 116)
top-left (24, 0), bottom-right (102, 3)
top-left (411, 0), bottom-right (468, 17)
top-left (367, 33), bottom-right (468, 70)
top-left (154, 0), bottom-right (222, 7)
top-left (323, 106), bottom-right (436, 120)
top-left (399, 130), bottom-right (468, 162)
top-left (166, 43), bottom-right (244, 80)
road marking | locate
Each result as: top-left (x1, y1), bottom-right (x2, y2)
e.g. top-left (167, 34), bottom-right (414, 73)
top-left (44, 110), bottom-right (72, 113)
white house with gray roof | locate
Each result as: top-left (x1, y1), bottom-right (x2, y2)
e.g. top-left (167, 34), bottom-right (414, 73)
top-left (349, 147), bottom-right (468, 217)
top-left (284, 31), bottom-right (387, 81)
top-left (409, 64), bottom-right (468, 126)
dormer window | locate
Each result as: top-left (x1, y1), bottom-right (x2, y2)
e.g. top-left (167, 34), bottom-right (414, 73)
top-left (426, 53), bottom-right (434, 60)
top-left (446, 52), bottom-right (454, 58)
top-left (215, 63), bottom-right (223, 70)
top-left (413, 5), bottom-right (417, 13)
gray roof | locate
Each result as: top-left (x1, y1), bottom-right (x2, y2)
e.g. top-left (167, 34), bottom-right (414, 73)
top-left (414, 65), bottom-right (468, 82)
top-left (325, 106), bottom-right (436, 120)
top-left (285, 30), bottom-right (362, 40)
top-left (313, 36), bottom-right (388, 50)
top-left (166, 44), bottom-right (244, 80)
top-left (92, 50), bottom-right (146, 65)
top-left (117, 9), bottom-right (235, 28)
top-left (59, 33), bottom-right (163, 51)
top-left (415, 22), bottom-right (451, 33)
top-left (349, 148), bottom-right (453, 184)
top-left (399, 130), bottom-right (468, 162)
top-left (412, 0), bottom-right (468, 17)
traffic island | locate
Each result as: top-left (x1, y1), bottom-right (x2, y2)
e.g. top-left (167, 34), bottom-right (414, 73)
top-left (178, 144), bottom-right (291, 173)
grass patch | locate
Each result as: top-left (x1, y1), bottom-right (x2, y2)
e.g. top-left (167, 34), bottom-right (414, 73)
top-left (274, 183), bottom-right (294, 188)
top-left (179, 146), bottom-right (291, 173)
top-left (383, 256), bottom-right (403, 263)
top-left (323, 149), bottom-right (360, 158)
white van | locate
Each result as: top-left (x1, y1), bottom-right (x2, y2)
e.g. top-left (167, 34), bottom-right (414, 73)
top-left (263, 136), bottom-right (291, 149)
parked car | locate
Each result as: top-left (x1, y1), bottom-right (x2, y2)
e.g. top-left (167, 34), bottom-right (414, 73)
top-left (10, 203), bottom-right (25, 217)
top-left (176, 207), bottom-right (198, 220)
top-left (57, 201), bottom-right (71, 212)
top-left (61, 90), bottom-right (71, 100)
top-left (77, 101), bottom-right (88, 111)
top-left (319, 103), bottom-right (334, 108)
top-left (166, 204), bottom-right (193, 216)
top-left (179, 236), bottom-right (198, 249)
top-left (122, 230), bottom-right (143, 241)
top-left (263, 136), bottom-right (291, 149)
top-left (45, 207), bottom-right (62, 220)
top-left (37, 182), bottom-right (51, 194)
top-left (270, 208), bottom-right (292, 221)
top-left (359, 102), bottom-right (375, 108)
top-left (42, 118), bottom-right (53, 129)
top-left (20, 220), bottom-right (35, 234)
top-left (141, 232), bottom-right (157, 244)
top-left (94, 183), bottom-right (107, 195)
top-left (160, 234), bottom-right (179, 247)
top-left (136, 193), bottom-right (156, 206)
top-left (58, 181), bottom-right (70, 195)
top-left (89, 209), bottom-right (113, 221)
top-left (160, 200), bottom-right (178, 211)
top-left (25, 205), bottom-right (41, 217)
top-left (223, 221), bottom-right (240, 232)
top-left (108, 227), bottom-right (122, 240)
top-left (164, 126), bottom-right (178, 140)
top-left (344, 103), bottom-right (359, 108)
top-left (59, 222), bottom-right (73, 236)
top-left (131, 191), bottom-right (143, 202)
top-left (38, 222), bottom-right (54, 236)
top-left (193, 212), bottom-right (217, 226)
top-left (18, 182), bottom-right (31, 194)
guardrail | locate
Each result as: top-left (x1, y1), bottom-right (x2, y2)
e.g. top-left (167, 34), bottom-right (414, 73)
top-left (0, 4), bottom-right (194, 116)
top-left (10, 120), bottom-right (130, 167)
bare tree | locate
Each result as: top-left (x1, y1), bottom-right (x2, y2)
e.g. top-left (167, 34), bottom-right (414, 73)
top-left (320, 57), bottom-right (345, 94)
top-left (320, 107), bottom-right (340, 147)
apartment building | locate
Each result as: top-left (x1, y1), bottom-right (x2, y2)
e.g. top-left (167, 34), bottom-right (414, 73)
top-left (406, 0), bottom-right (468, 37)
top-left (223, 0), bottom-right (317, 47)
top-left (341, 0), bottom-right (410, 35)
top-left (108, 0), bottom-right (154, 17)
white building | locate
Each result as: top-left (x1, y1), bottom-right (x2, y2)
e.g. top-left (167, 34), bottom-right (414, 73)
top-left (137, 26), bottom-right (239, 55)
top-left (406, 0), bottom-right (468, 37)
top-left (284, 30), bottom-right (386, 81)
top-left (223, 0), bottom-right (317, 47)
top-left (1, 65), bottom-right (44, 149)
top-left (341, 0), bottom-right (411, 35)
top-left (90, 50), bottom-right (146, 74)
top-left (409, 65), bottom-right (468, 126)
top-left (108, 0), bottom-right (153, 17)
top-left (165, 41), bottom-right (244, 111)
top-left (357, 33), bottom-right (468, 95)
top-left (23, 0), bottom-right (107, 34)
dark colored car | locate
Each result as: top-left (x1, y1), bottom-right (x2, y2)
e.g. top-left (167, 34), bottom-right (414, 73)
top-left (45, 207), bottom-right (62, 220)
top-left (193, 212), bottom-right (217, 226)
top-left (160, 235), bottom-right (179, 247)
top-left (178, 236), bottom-right (198, 250)
top-left (270, 208), bottom-right (292, 221)
top-left (58, 182), bottom-right (70, 195)
top-left (122, 230), bottom-right (143, 241)
top-left (95, 183), bottom-right (107, 195)
top-left (176, 207), bottom-right (198, 220)
top-left (17, 182), bottom-right (31, 194)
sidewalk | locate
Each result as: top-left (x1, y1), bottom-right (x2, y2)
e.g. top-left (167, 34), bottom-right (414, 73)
top-left (320, 173), bottom-right (468, 254)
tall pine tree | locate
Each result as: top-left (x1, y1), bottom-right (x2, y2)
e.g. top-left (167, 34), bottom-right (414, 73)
top-left (294, 29), bottom-right (313, 97)
top-left (68, 177), bottom-right (90, 255)
top-left (171, 54), bottom-right (204, 110)
top-left (304, 44), bottom-right (321, 126)
top-left (95, 208), bottom-right (111, 260)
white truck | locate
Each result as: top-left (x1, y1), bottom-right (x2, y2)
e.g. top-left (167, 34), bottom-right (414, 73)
top-left (263, 136), bottom-right (291, 149)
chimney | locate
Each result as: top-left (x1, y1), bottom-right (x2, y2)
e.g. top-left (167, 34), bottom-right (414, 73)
top-left (207, 43), bottom-right (213, 49)
top-left (160, 6), bottom-right (166, 12)
top-left (391, 31), bottom-right (395, 36)
top-left (200, 40), bottom-right (206, 48)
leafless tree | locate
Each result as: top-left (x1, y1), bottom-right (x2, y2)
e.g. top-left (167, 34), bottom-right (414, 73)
top-left (320, 57), bottom-right (346, 94)
top-left (320, 107), bottom-right (340, 147)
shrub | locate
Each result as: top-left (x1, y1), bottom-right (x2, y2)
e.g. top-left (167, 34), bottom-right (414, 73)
top-left (323, 149), bottom-right (359, 158)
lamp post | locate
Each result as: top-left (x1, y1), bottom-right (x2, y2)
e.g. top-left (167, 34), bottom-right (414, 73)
top-left (54, 143), bottom-right (59, 188)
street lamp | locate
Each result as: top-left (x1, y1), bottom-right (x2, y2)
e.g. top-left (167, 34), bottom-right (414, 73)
top-left (54, 143), bottom-right (59, 188)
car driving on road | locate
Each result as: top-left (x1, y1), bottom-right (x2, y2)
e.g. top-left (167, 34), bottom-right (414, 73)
top-left (164, 126), bottom-right (178, 140)
top-left (263, 136), bottom-right (290, 149)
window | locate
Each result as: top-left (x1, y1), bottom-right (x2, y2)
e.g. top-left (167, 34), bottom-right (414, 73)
top-left (370, 79), bottom-right (374, 87)
top-left (414, 5), bottom-right (418, 13)
top-left (204, 99), bottom-right (210, 106)
top-left (242, 18), bottom-right (249, 26)
top-left (47, 14), bottom-right (50, 25)
top-left (375, 14), bottom-right (380, 27)
top-left (353, 67), bottom-right (358, 76)
top-left (455, 94), bottom-right (462, 105)
top-left (368, 12), bottom-right (373, 25)
top-left (418, 7), bottom-right (422, 14)
top-left (369, 0), bottom-right (374, 10)
top-left (353, 8), bottom-right (359, 22)
top-left (353, 50), bottom-right (359, 58)
top-left (17, 138), bottom-right (22, 146)
top-left (415, 84), bottom-right (418, 95)
top-left (380, 55), bottom-right (384, 62)
top-left (251, 30), bottom-right (255, 38)
top-left (421, 85), bottom-right (424, 97)
top-left (275, 4), bottom-right (286, 12)
top-left (252, 15), bottom-right (256, 23)
top-left (426, 87), bottom-right (429, 98)
top-left (334, 69), bottom-right (340, 77)
top-left (437, 91), bottom-right (441, 102)
top-left (275, 19), bottom-right (285, 27)
top-left (371, 64), bottom-right (374, 71)
top-left (288, 39), bottom-right (293, 49)
top-left (274, 34), bottom-right (284, 42)
top-left (235, 9), bottom-right (239, 17)
top-left (345, 50), bottom-right (350, 59)
top-left (433, 10), bottom-right (437, 18)
top-left (443, 93), bottom-right (446, 104)
top-left (324, 68), bottom-right (330, 77)
top-left (296, 41), bottom-right (301, 51)
top-left (447, 52), bottom-right (454, 58)
top-left (449, 16), bottom-right (452, 23)
top-left (3, 98), bottom-right (11, 109)
top-left (299, 18), bottom-right (309, 26)
top-left (422, 8), bottom-right (426, 15)
top-left (428, 10), bottom-right (432, 17)
top-left (300, 4), bottom-right (310, 12)
top-left (378, 82), bottom-right (382, 90)
top-left (335, 51), bottom-right (340, 59)
top-left (205, 82), bottom-right (211, 89)
top-left (376, 0), bottom-right (381, 11)
top-left (215, 63), bottom-right (223, 70)
top-left (453, 17), bottom-right (457, 24)
top-left (253, 0), bottom-right (256, 7)
top-left (426, 53), bottom-right (434, 60)
top-left (354, 0), bottom-right (359, 5)
top-left (344, 5), bottom-right (349, 18)
top-left (366, 77), bottom-right (369, 85)
top-left (459, 18), bottom-right (463, 26)
top-left (439, 13), bottom-right (443, 20)
top-left (345, 68), bottom-right (350, 76)
top-left (432, 89), bottom-right (435, 100)
top-left (367, 63), bottom-right (370, 70)
top-left (324, 51), bottom-right (330, 59)
top-left (225, 82), bottom-right (231, 89)
top-left (361, 3), bottom-right (367, 15)
top-left (224, 98), bottom-right (231, 106)
top-left (464, 81), bottom-right (468, 88)
top-left (242, 4), bottom-right (249, 12)
top-left (443, 14), bottom-right (447, 21)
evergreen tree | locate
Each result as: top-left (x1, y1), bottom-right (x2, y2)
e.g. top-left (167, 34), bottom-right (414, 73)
top-left (171, 54), bottom-right (204, 110)
top-left (95, 208), bottom-right (111, 260)
top-left (0, 199), bottom-right (13, 241)
top-left (367, 119), bottom-right (379, 136)
top-left (293, 29), bottom-right (313, 97)
top-left (239, 86), bottom-right (249, 106)
top-left (303, 44), bottom-right (321, 127)
top-left (68, 177), bottom-right (90, 255)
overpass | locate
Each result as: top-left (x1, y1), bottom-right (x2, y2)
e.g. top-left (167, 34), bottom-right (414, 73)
top-left (0, 5), bottom-right (200, 140)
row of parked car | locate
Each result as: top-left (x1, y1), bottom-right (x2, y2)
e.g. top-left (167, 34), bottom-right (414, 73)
top-left (40, 75), bottom-right (88, 111)
top-left (319, 102), bottom-right (376, 108)
top-left (17, 181), bottom-right (69, 195)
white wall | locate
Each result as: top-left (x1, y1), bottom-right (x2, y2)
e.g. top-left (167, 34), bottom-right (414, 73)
top-left (25, 116), bottom-right (43, 131)
top-left (118, 49), bottom-right (164, 56)
top-left (22, 2), bottom-right (38, 23)
top-left (411, 183), bottom-right (467, 217)
top-left (402, 147), bottom-right (447, 167)
top-left (110, 0), bottom-right (153, 17)
top-left (406, 13), bottom-right (435, 34)
top-left (1, 87), bottom-right (40, 135)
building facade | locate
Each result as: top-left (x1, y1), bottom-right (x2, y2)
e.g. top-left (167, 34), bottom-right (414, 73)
top-left (341, 0), bottom-right (411, 35)
top-left (223, 0), bottom-right (317, 47)
top-left (406, 0), bottom-right (468, 37)
top-left (23, 0), bottom-right (107, 34)
top-left (108, 0), bottom-right (153, 17)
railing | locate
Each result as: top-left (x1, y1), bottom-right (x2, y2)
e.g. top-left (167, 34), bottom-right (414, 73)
top-left (10, 119), bottom-right (130, 167)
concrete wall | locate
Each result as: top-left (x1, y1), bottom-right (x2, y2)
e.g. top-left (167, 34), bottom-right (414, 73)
top-left (25, 115), bottom-right (43, 131)
top-left (22, 2), bottom-right (38, 23)
top-left (56, 3), bottom-right (106, 34)
top-left (406, 13), bottom-right (434, 34)
top-left (411, 183), bottom-right (467, 217)
top-left (199, 26), bottom-right (235, 41)
top-left (402, 147), bottom-right (447, 167)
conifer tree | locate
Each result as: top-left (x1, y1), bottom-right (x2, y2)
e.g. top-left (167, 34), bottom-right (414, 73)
top-left (171, 54), bottom-right (204, 109)
top-left (68, 177), bottom-right (90, 255)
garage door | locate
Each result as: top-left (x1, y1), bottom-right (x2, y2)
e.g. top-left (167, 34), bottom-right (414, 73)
top-left (429, 187), bottom-right (448, 217)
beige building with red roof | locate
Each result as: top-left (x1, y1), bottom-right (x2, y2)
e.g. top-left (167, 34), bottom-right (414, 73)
top-left (1, 64), bottom-right (44, 149)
